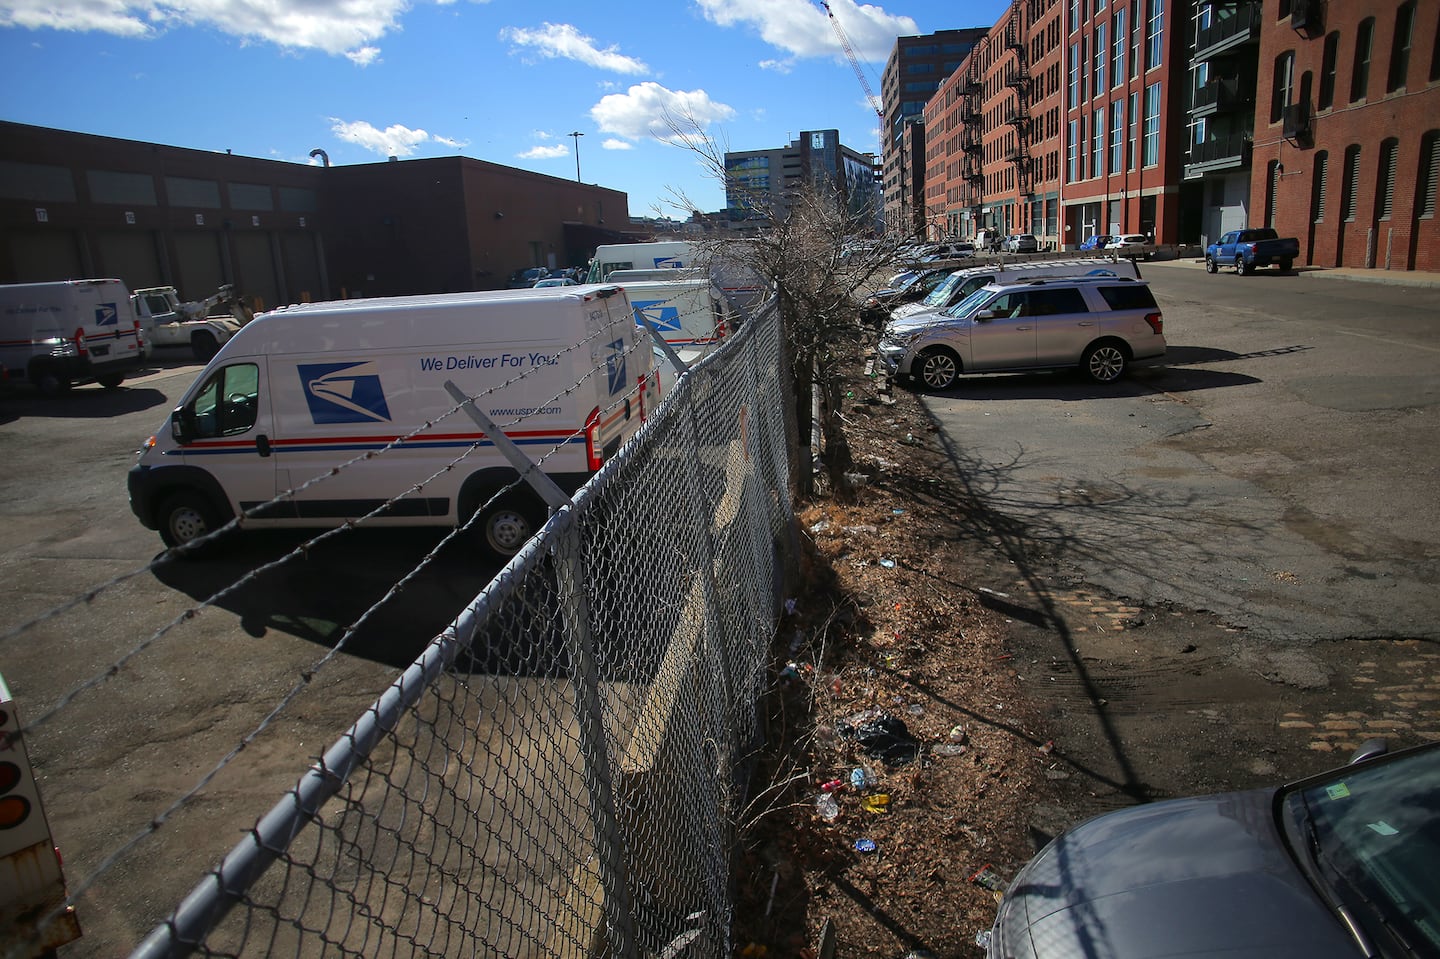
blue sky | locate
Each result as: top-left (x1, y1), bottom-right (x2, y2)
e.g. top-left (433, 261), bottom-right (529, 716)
top-left (1, 0), bottom-right (1010, 217)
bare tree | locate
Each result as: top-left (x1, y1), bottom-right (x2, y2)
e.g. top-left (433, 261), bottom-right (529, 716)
top-left (655, 110), bottom-right (913, 499)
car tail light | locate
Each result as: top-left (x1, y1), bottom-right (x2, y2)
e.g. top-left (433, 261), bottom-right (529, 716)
top-left (72, 327), bottom-right (88, 357)
top-left (1144, 312), bottom-right (1164, 334)
top-left (585, 406), bottom-right (602, 471)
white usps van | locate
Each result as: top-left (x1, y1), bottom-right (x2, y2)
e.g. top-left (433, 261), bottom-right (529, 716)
top-left (128, 285), bottom-right (659, 559)
top-left (0, 278), bottom-right (145, 394)
top-left (617, 275), bottom-right (735, 393)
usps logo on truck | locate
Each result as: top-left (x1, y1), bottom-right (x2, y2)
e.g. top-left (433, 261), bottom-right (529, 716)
top-left (299, 362), bottom-right (393, 424)
top-left (605, 339), bottom-right (627, 396)
top-left (652, 256), bottom-right (684, 269)
top-left (631, 300), bottom-right (681, 333)
top-left (95, 302), bottom-right (119, 326)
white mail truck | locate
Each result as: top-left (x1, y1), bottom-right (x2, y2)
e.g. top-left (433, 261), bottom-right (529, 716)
top-left (128, 285), bottom-right (659, 560)
top-left (0, 278), bottom-right (145, 394)
top-left (616, 275), bottom-right (736, 394)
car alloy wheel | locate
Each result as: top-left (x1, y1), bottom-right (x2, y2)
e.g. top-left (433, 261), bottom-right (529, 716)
top-left (1083, 343), bottom-right (1127, 383)
top-left (916, 347), bottom-right (960, 391)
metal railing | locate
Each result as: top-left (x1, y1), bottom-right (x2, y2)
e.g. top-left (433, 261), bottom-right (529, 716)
top-left (130, 298), bottom-right (795, 958)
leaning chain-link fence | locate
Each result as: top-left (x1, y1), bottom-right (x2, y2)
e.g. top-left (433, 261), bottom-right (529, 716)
top-left (129, 296), bottom-right (794, 959)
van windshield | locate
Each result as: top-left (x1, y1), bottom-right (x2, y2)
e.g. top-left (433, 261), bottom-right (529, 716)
top-left (921, 273), bottom-right (965, 308)
top-left (941, 287), bottom-right (995, 319)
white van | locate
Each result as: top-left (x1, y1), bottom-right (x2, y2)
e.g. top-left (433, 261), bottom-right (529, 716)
top-left (615, 275), bottom-right (735, 393)
top-left (127, 285), bottom-right (659, 559)
top-left (888, 257), bottom-right (1141, 324)
top-left (586, 241), bottom-right (696, 283)
top-left (0, 278), bottom-right (145, 394)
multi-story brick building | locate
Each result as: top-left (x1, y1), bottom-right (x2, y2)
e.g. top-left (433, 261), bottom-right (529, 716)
top-left (1060, 0), bottom-right (1191, 246)
top-left (724, 130), bottom-right (880, 227)
top-left (881, 29), bottom-right (989, 235)
top-left (1251, 0), bottom-right (1440, 271)
top-left (924, 0), bottom-right (1066, 248)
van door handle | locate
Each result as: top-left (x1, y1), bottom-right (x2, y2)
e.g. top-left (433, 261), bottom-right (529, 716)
top-left (256, 435), bottom-right (272, 457)
top-left (1078, 321), bottom-right (1095, 327)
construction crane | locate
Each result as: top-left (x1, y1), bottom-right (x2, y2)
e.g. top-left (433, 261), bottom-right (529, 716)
top-left (822, 2), bottom-right (883, 163)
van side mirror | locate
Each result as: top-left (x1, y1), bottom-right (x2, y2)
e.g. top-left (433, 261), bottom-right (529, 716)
top-left (170, 405), bottom-right (194, 444)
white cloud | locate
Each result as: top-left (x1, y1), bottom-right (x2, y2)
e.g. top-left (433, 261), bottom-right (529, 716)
top-left (601, 138), bottom-right (632, 150)
top-left (345, 46), bottom-right (380, 66)
top-left (590, 82), bottom-right (735, 145)
top-left (758, 58), bottom-right (793, 73)
top-left (691, 0), bottom-right (915, 62)
top-left (518, 144), bottom-right (570, 160)
top-left (0, 0), bottom-right (407, 59)
top-left (434, 134), bottom-right (469, 149)
top-left (330, 119), bottom-right (431, 158)
top-left (501, 22), bottom-right (648, 74)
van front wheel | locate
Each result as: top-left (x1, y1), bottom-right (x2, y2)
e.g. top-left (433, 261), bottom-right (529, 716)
top-left (158, 490), bottom-right (223, 553)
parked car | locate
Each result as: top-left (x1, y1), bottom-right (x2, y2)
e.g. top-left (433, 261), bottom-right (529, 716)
top-left (860, 269), bottom-right (952, 325)
top-left (1004, 233), bottom-right (1040, 253)
top-left (1206, 227), bottom-right (1301, 274)
top-left (1106, 234), bottom-right (1154, 258)
top-left (877, 274), bottom-right (1166, 390)
top-left (889, 257), bottom-right (1143, 324)
top-left (533, 277), bottom-right (578, 288)
top-left (974, 229), bottom-right (1004, 252)
top-left (983, 739), bottom-right (1440, 959)
top-left (507, 267), bottom-right (550, 289)
top-left (1079, 233), bottom-right (1114, 251)
top-left (920, 242), bottom-right (977, 262)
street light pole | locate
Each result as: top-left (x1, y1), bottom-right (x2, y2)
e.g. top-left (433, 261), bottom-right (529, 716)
top-left (569, 131), bottom-right (584, 182)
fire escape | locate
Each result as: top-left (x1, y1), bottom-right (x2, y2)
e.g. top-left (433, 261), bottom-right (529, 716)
top-left (960, 66), bottom-right (984, 227)
top-left (1004, 11), bottom-right (1034, 205)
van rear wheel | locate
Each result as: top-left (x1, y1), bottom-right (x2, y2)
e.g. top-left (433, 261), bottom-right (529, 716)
top-left (97, 373), bottom-right (125, 389)
top-left (476, 493), bottom-right (545, 562)
top-left (191, 331), bottom-right (219, 362)
top-left (158, 490), bottom-right (223, 554)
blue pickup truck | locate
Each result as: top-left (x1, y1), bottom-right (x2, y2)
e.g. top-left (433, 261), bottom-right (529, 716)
top-left (1205, 228), bottom-right (1301, 275)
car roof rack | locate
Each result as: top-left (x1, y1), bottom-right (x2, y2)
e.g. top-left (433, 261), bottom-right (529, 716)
top-left (1011, 275), bottom-right (1139, 286)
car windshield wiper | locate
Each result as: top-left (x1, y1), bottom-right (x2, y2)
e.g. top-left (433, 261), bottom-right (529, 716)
top-left (1298, 808), bottom-right (1420, 959)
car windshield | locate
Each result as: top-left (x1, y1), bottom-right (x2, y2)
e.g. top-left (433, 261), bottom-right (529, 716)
top-left (1281, 744), bottom-right (1440, 956)
top-left (922, 273), bottom-right (966, 308)
top-left (940, 286), bottom-right (995, 319)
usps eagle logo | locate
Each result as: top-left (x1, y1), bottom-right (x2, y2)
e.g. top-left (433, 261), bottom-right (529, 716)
top-left (632, 300), bottom-right (682, 333)
top-left (298, 362), bottom-right (392, 424)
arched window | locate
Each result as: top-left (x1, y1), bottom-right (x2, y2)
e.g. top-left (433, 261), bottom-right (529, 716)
top-left (1388, 2), bottom-right (1416, 93)
top-left (1272, 51), bottom-right (1296, 122)
top-left (1318, 32), bottom-right (1339, 109)
top-left (1351, 18), bottom-right (1375, 101)
top-left (1342, 144), bottom-right (1362, 221)
top-left (1311, 151), bottom-right (1329, 223)
top-left (1376, 139), bottom-right (1399, 220)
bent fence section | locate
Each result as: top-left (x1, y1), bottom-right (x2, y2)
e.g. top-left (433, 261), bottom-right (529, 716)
top-left (132, 298), bottom-right (795, 959)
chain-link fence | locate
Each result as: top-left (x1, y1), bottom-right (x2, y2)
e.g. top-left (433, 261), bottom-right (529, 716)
top-left (129, 296), bottom-right (795, 959)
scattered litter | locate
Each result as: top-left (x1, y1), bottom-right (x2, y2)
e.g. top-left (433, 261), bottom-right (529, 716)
top-left (853, 838), bottom-right (877, 854)
top-left (849, 766), bottom-right (876, 791)
top-left (820, 779), bottom-right (845, 793)
top-left (978, 586), bottom-right (1010, 598)
top-left (843, 524), bottom-right (879, 535)
top-left (879, 558), bottom-right (896, 568)
top-left (789, 629), bottom-right (804, 652)
top-left (931, 744), bottom-right (967, 757)
top-left (784, 598), bottom-right (797, 615)
top-left (860, 793), bottom-right (891, 814)
top-left (1038, 740), bottom-right (1055, 756)
top-left (839, 712), bottom-right (922, 766)
top-left (892, 508), bottom-right (906, 515)
top-left (970, 863), bottom-right (1008, 894)
top-left (809, 520), bottom-right (831, 533)
top-left (815, 793), bottom-right (840, 822)
top-left (975, 931), bottom-right (993, 949)
top-left (906, 703), bottom-right (924, 716)
top-left (948, 724), bottom-right (968, 744)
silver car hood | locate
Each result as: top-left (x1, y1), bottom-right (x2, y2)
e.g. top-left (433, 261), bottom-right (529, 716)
top-left (993, 790), bottom-right (1357, 958)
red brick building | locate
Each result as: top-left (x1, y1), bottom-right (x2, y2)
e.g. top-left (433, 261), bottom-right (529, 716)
top-left (1251, 0), bottom-right (1440, 271)
top-left (1060, 0), bottom-right (1190, 247)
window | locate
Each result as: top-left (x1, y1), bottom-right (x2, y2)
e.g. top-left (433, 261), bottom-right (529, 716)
top-left (1112, 9), bottom-right (1127, 85)
top-left (1272, 51), bottom-right (1295, 123)
top-left (189, 364), bottom-right (260, 439)
top-left (1318, 32), bottom-right (1339, 109)
top-left (1093, 24), bottom-right (1107, 96)
top-left (1067, 118), bottom-right (1079, 180)
top-left (1351, 18), bottom-right (1374, 101)
top-left (1110, 100), bottom-right (1125, 172)
top-left (1265, 160), bottom-right (1281, 227)
top-left (1131, 2), bottom-right (1143, 79)
top-left (1388, 2), bottom-right (1415, 92)
top-left (1069, 0), bottom-right (1081, 33)
top-left (1143, 82), bottom-right (1162, 166)
top-left (1092, 108), bottom-right (1106, 177)
top-left (1097, 284), bottom-right (1158, 310)
top-left (1377, 139), bottom-right (1398, 219)
top-left (1128, 90), bottom-right (1140, 169)
top-left (1432, 12), bottom-right (1440, 82)
top-left (1419, 132), bottom-right (1439, 218)
top-left (1341, 144), bottom-right (1362, 221)
top-left (1068, 42), bottom-right (1081, 107)
top-left (1146, 0), bottom-right (1165, 71)
top-left (1311, 151), bottom-right (1329, 223)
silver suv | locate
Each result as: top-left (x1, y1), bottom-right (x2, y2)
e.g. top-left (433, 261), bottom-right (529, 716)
top-left (878, 275), bottom-right (1166, 391)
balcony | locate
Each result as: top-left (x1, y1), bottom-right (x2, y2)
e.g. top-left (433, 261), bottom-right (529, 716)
top-left (1183, 131), bottom-right (1252, 178)
top-left (1190, 76), bottom-right (1253, 117)
top-left (1193, 2), bottom-right (1261, 62)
